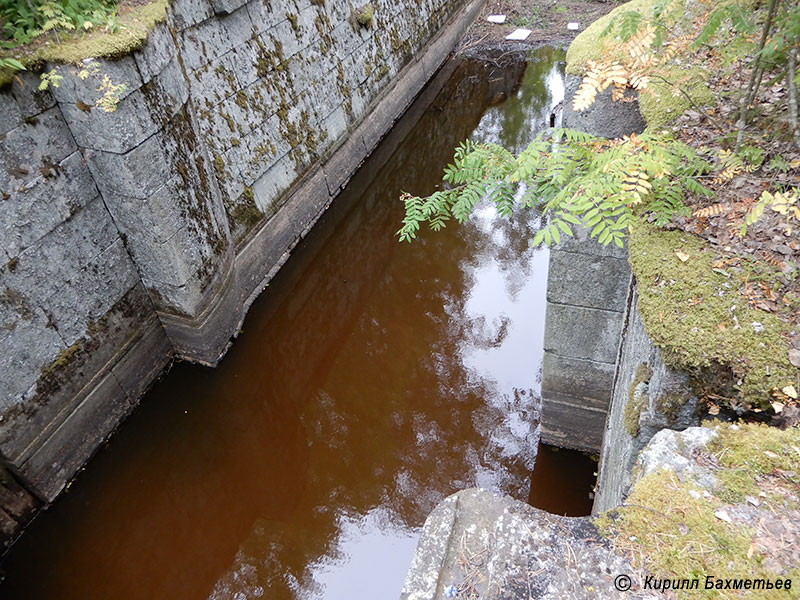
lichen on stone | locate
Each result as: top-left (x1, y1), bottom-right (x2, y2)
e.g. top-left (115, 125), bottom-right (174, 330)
top-left (597, 423), bottom-right (800, 597)
top-left (351, 3), bottom-right (374, 30)
top-left (625, 363), bottom-right (653, 437)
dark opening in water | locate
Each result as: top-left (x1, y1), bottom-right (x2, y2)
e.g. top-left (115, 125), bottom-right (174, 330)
top-left (528, 443), bottom-right (598, 517)
top-left (2, 46), bottom-right (600, 599)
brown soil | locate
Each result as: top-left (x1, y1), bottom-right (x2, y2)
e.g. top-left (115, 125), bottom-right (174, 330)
top-left (458, 0), bottom-right (615, 53)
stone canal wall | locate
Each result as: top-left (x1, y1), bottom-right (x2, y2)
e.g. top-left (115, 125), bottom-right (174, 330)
top-left (0, 0), bottom-right (481, 531)
top-left (540, 229), bottom-right (631, 453)
top-left (592, 286), bottom-right (699, 513)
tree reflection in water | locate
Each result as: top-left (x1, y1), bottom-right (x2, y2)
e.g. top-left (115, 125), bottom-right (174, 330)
top-left (0, 48), bottom-right (567, 600)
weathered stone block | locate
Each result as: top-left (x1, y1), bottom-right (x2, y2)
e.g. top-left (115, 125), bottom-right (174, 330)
top-left (540, 397), bottom-right (607, 452)
top-left (59, 89), bottom-right (161, 153)
top-left (134, 224), bottom-right (209, 287)
top-left (563, 74), bottom-right (646, 139)
top-left (200, 90), bottom-right (255, 150)
top-left (402, 489), bottom-right (641, 600)
top-left (40, 239), bottom-right (140, 345)
top-left (1, 281), bottom-right (156, 468)
top-left (180, 5), bottom-right (252, 71)
top-left (111, 314), bottom-right (173, 402)
top-left (245, 0), bottom-right (283, 34)
top-left (227, 39), bottom-right (262, 89)
top-left (236, 114), bottom-right (291, 185)
top-left (320, 105), bottom-right (348, 149)
top-left (546, 249), bottom-right (630, 311)
top-left (0, 108), bottom-right (77, 192)
top-left (0, 92), bottom-right (23, 135)
top-left (210, 0), bottom-right (249, 15)
top-left (251, 151), bottom-right (299, 212)
top-left (0, 152), bottom-right (97, 259)
top-left (0, 296), bottom-right (64, 409)
top-left (323, 0), bottom-right (351, 24)
top-left (328, 20), bottom-right (364, 61)
top-left (10, 71), bottom-right (56, 118)
top-left (86, 136), bottom-right (171, 199)
top-left (541, 352), bottom-right (616, 409)
top-left (134, 22), bottom-right (178, 83)
top-left (543, 302), bottom-right (623, 364)
top-left (2, 196), bottom-right (121, 309)
top-left (168, 0), bottom-right (215, 30)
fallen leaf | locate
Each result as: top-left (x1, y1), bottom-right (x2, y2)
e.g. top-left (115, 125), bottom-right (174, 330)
top-left (747, 544), bottom-right (755, 559)
top-left (675, 250), bottom-right (690, 262)
top-left (708, 405), bottom-right (720, 415)
top-left (764, 450), bottom-right (780, 459)
top-left (771, 401), bottom-right (784, 414)
top-left (783, 385), bottom-right (798, 399)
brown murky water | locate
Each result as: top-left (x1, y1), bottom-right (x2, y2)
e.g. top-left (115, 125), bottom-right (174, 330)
top-left (1, 46), bottom-right (592, 600)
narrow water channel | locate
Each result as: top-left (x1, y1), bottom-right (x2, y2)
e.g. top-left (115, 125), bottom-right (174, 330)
top-left (1, 47), bottom-right (577, 600)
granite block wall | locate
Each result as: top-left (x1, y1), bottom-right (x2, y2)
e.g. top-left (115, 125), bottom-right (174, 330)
top-left (540, 228), bottom-right (632, 453)
top-left (0, 0), bottom-right (480, 542)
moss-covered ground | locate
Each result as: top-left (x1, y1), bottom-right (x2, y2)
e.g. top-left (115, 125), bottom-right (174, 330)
top-left (0, 0), bottom-right (168, 87)
top-left (629, 224), bottom-right (796, 409)
top-left (565, 0), bottom-right (799, 414)
top-left (596, 423), bottom-right (800, 598)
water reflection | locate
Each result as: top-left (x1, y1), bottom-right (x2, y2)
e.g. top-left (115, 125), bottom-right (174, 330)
top-left (0, 47), bottom-right (567, 600)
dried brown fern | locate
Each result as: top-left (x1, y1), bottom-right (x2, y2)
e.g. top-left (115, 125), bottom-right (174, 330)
top-left (693, 203), bottom-right (731, 218)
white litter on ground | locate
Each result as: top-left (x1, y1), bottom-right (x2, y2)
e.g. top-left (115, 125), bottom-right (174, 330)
top-left (505, 28), bottom-right (532, 41)
top-left (567, 22), bottom-right (580, 30)
top-left (487, 14), bottom-right (507, 24)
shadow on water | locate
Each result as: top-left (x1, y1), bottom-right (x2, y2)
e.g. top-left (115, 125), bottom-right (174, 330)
top-left (0, 46), bottom-right (591, 600)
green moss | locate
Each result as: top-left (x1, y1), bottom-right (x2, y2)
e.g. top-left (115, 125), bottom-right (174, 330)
top-left (629, 224), bottom-right (796, 409)
top-left (599, 468), bottom-right (796, 599)
top-left (565, 0), bottom-right (654, 76)
top-left (40, 341), bottom-right (82, 379)
top-left (597, 424), bottom-right (800, 598)
top-left (351, 3), bottom-right (374, 29)
top-left (286, 13), bottom-right (299, 32)
top-left (212, 153), bottom-right (226, 181)
top-left (639, 66), bottom-right (712, 128)
top-left (374, 63), bottom-right (389, 81)
top-left (654, 393), bottom-right (690, 425)
top-left (220, 112), bottom-right (235, 132)
top-left (231, 188), bottom-right (264, 232)
top-left (709, 422), bottom-right (800, 504)
top-left (234, 91), bottom-right (249, 111)
top-left (625, 363), bottom-right (653, 437)
top-left (0, 0), bottom-right (169, 87)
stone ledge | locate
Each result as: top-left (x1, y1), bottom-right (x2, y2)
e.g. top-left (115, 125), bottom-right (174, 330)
top-left (161, 0), bottom-right (485, 365)
top-left (401, 488), bottom-right (654, 600)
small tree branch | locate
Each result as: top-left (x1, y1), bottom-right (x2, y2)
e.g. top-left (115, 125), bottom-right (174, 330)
top-left (735, 0), bottom-right (781, 150)
top-left (786, 47), bottom-right (800, 151)
top-left (649, 74), bottom-right (726, 133)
